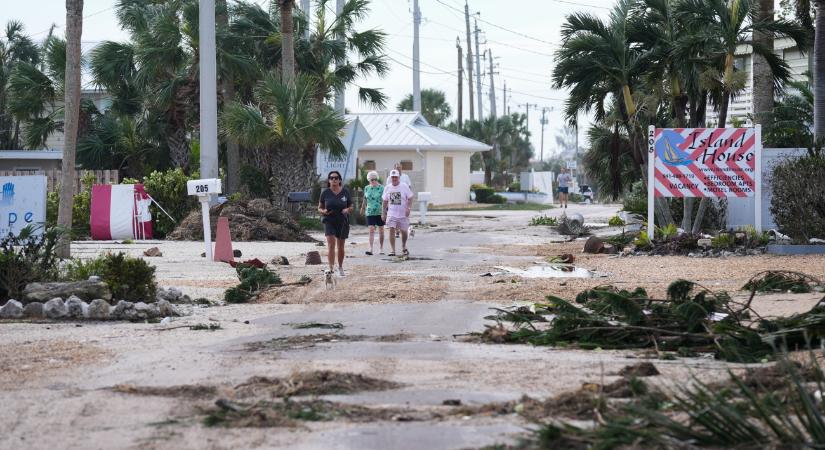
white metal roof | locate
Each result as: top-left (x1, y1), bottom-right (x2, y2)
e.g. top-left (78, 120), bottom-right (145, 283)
top-left (345, 112), bottom-right (491, 152)
top-left (0, 150), bottom-right (63, 160)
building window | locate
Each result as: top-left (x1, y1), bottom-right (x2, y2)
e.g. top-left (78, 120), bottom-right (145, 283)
top-left (443, 156), bottom-right (453, 188)
top-left (364, 160), bottom-right (376, 170)
top-left (400, 160), bottom-right (413, 171)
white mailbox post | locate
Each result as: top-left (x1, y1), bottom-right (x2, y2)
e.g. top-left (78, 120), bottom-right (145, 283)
top-left (417, 192), bottom-right (431, 224)
top-left (187, 178), bottom-right (222, 262)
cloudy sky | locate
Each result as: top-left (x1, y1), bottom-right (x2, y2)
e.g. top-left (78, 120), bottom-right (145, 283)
top-left (5, 0), bottom-right (613, 157)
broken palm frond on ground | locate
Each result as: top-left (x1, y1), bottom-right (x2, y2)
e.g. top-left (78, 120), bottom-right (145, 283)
top-left (475, 271), bottom-right (825, 362)
top-left (286, 322), bottom-right (344, 330)
top-left (514, 357), bottom-right (825, 450)
top-left (743, 270), bottom-right (823, 294)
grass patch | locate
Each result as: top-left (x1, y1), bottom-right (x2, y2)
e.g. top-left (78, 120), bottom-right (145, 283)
top-left (297, 217), bottom-right (324, 231)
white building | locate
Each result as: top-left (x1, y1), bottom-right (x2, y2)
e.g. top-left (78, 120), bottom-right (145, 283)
top-left (346, 112), bottom-right (490, 206)
top-left (707, 36), bottom-right (809, 127)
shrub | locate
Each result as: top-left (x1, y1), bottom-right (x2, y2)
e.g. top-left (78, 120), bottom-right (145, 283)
top-left (712, 233), bottom-right (735, 250)
top-left (297, 217), bottom-right (323, 231)
top-left (770, 155), bottom-right (825, 243)
top-left (126, 169), bottom-right (199, 238)
top-left (529, 215), bottom-right (558, 226)
top-left (608, 215), bottom-right (625, 227)
top-left (634, 231), bottom-right (652, 249)
top-left (0, 225), bottom-right (62, 300)
top-left (622, 180), bottom-right (647, 215)
top-left (487, 193), bottom-right (507, 204)
top-left (224, 265), bottom-right (281, 303)
top-left (473, 185), bottom-right (496, 203)
top-left (508, 182), bottom-right (521, 192)
top-left (46, 171), bottom-right (95, 238)
top-left (65, 252), bottom-right (156, 301)
top-left (656, 223), bottom-right (679, 241)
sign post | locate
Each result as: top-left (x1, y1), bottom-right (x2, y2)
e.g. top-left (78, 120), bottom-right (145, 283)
top-left (187, 178), bottom-right (222, 262)
top-left (647, 126), bottom-right (762, 234)
top-left (647, 126), bottom-right (656, 238)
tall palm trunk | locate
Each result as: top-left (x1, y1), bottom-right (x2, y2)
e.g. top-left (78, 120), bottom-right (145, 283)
top-left (279, 0), bottom-right (295, 83)
top-left (57, 0), bottom-right (83, 258)
top-left (752, 0), bottom-right (774, 122)
top-left (815, 1), bottom-right (825, 141)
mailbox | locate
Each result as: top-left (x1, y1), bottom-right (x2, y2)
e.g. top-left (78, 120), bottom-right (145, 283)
top-left (187, 178), bottom-right (222, 196)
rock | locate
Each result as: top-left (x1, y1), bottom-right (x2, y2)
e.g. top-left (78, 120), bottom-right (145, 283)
top-left (271, 256), bottom-right (290, 265)
top-left (88, 299), bottom-right (111, 320)
top-left (157, 300), bottom-right (178, 317)
top-left (0, 299), bottom-right (24, 319)
top-left (619, 362), bottom-right (660, 377)
top-left (697, 238), bottom-right (712, 248)
top-left (583, 236), bottom-right (605, 254)
top-left (233, 249), bottom-right (243, 258)
top-left (601, 244), bottom-right (618, 254)
top-left (305, 251), bottom-right (322, 265)
top-left (23, 302), bottom-right (44, 319)
top-left (143, 247), bottom-right (163, 257)
top-left (133, 302), bottom-right (158, 319)
top-left (88, 276), bottom-right (101, 283)
top-left (23, 280), bottom-right (112, 304)
top-left (65, 296), bottom-right (87, 319)
top-left (112, 300), bottom-right (135, 320)
top-left (43, 298), bottom-right (68, 319)
top-left (722, 251), bottom-right (734, 258)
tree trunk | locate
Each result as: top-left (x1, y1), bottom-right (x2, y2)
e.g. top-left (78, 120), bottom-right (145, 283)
top-left (217, 0), bottom-right (240, 193)
top-left (269, 146), bottom-right (315, 210)
top-left (718, 91), bottom-right (730, 128)
top-left (280, 0), bottom-right (295, 83)
top-left (752, 0), bottom-right (775, 123)
top-left (815, 1), bottom-right (825, 141)
top-left (57, 0), bottom-right (83, 258)
top-left (166, 126), bottom-right (190, 170)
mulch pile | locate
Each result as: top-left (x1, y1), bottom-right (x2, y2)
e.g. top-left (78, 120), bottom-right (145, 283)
top-left (167, 198), bottom-right (315, 242)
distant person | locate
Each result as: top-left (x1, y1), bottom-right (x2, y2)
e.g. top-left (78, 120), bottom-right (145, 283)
top-left (361, 170), bottom-right (385, 255)
top-left (557, 168), bottom-right (572, 209)
top-left (382, 169), bottom-right (414, 257)
top-left (318, 170), bottom-right (353, 276)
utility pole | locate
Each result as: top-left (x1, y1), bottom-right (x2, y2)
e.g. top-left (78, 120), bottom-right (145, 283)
top-left (502, 80), bottom-right (507, 117)
top-left (456, 38), bottom-right (463, 130)
top-left (334, 0), bottom-right (345, 113)
top-left (474, 19), bottom-right (483, 121)
top-left (464, 1), bottom-right (474, 121)
top-left (199, 0), bottom-right (219, 181)
top-left (539, 107), bottom-right (548, 161)
top-left (488, 49), bottom-right (497, 118)
top-left (412, 0), bottom-right (421, 111)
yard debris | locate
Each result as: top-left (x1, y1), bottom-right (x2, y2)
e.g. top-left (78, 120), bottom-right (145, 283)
top-left (271, 256), bottom-right (289, 265)
top-left (143, 247), bottom-right (162, 257)
top-left (742, 270), bottom-right (822, 294)
top-left (246, 334), bottom-right (411, 352)
top-left (228, 258), bottom-right (266, 269)
top-left (472, 273), bottom-right (825, 362)
top-left (583, 236), bottom-right (604, 254)
top-left (189, 323), bottom-right (222, 331)
top-left (112, 383), bottom-right (217, 398)
top-left (287, 322), bottom-right (344, 330)
top-left (548, 254), bottom-right (575, 264)
top-left (233, 371), bottom-right (401, 398)
top-left (167, 198), bottom-right (314, 242)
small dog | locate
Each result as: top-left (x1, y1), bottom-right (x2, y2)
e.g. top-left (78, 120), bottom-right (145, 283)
top-left (409, 227), bottom-right (415, 238)
top-left (324, 270), bottom-right (336, 290)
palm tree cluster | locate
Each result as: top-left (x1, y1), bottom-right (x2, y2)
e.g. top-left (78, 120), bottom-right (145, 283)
top-left (554, 0), bottom-right (808, 229)
top-left (453, 114), bottom-right (533, 187)
top-left (1, 0), bottom-right (388, 203)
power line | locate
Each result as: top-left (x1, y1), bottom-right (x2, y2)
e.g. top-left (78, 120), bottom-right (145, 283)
top-left (432, 0), bottom-right (557, 47)
top-left (29, 5), bottom-right (117, 37)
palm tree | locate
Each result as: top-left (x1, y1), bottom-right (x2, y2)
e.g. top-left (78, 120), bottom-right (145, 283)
top-left (0, 21), bottom-right (40, 149)
top-left (583, 122), bottom-right (640, 200)
top-left (279, 0), bottom-right (296, 82)
top-left (221, 74), bottom-right (345, 207)
top-left (814, 1), bottom-right (825, 141)
top-left (677, 0), bottom-right (807, 128)
top-left (398, 88), bottom-right (451, 127)
top-left (751, 0), bottom-right (775, 121)
top-left (58, 0), bottom-right (83, 258)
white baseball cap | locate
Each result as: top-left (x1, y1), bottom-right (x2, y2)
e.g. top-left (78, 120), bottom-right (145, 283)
top-left (389, 169), bottom-right (400, 177)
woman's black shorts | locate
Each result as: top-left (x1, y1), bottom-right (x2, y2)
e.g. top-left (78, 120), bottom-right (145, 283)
top-left (324, 220), bottom-right (349, 239)
top-left (366, 215), bottom-right (385, 227)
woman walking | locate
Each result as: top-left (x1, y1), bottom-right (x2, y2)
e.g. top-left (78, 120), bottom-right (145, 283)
top-left (360, 171), bottom-right (385, 255)
top-left (318, 170), bottom-right (353, 276)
